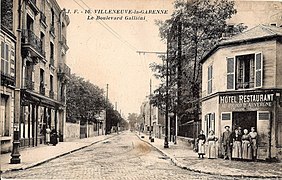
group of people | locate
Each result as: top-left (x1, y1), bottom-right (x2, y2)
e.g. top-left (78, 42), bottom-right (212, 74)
top-left (196, 126), bottom-right (258, 161)
top-left (45, 125), bottom-right (59, 146)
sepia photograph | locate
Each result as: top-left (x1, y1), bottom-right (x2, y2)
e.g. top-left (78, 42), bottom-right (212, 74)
top-left (1, 0), bottom-right (282, 179)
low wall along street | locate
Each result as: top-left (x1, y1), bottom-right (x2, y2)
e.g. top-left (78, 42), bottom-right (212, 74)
top-left (65, 122), bottom-right (80, 141)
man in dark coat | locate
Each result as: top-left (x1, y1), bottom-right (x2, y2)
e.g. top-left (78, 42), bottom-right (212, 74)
top-left (222, 125), bottom-right (232, 160)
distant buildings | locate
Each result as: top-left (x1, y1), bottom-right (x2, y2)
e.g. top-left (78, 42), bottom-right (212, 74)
top-left (0, 0), bottom-right (71, 153)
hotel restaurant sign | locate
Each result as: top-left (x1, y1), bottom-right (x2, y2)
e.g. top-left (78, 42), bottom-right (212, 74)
top-left (219, 93), bottom-right (275, 108)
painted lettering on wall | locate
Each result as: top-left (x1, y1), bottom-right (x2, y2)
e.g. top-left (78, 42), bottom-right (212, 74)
top-left (219, 94), bottom-right (274, 104)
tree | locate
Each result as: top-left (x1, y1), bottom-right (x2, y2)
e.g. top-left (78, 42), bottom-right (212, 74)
top-left (66, 74), bottom-right (106, 124)
top-left (152, 0), bottom-right (246, 135)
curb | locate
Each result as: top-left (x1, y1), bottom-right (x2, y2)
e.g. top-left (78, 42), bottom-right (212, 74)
top-left (136, 133), bottom-right (282, 179)
top-left (1, 134), bottom-right (118, 174)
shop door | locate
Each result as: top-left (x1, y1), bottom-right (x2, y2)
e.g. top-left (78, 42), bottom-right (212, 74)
top-left (232, 111), bottom-right (257, 131)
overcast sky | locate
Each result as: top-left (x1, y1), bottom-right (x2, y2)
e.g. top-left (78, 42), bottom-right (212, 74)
top-left (57, 0), bottom-right (174, 118)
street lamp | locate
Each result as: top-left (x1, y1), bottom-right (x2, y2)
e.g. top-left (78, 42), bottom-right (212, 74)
top-left (164, 31), bottom-right (170, 148)
top-left (10, 123), bottom-right (21, 164)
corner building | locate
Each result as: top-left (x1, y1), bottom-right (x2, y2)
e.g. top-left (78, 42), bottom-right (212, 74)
top-left (16, 0), bottom-right (70, 147)
top-left (200, 25), bottom-right (282, 160)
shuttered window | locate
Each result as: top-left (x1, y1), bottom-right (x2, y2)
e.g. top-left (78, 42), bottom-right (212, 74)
top-left (255, 53), bottom-right (263, 88)
top-left (1, 41), bottom-right (9, 75)
top-left (227, 57), bottom-right (235, 90)
top-left (208, 65), bottom-right (213, 94)
top-left (205, 113), bottom-right (215, 135)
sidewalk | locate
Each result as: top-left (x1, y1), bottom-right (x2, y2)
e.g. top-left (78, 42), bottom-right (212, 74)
top-left (0, 134), bottom-right (116, 174)
top-left (137, 133), bottom-right (282, 178)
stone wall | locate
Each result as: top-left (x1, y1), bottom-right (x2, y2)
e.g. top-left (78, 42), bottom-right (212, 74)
top-left (64, 122), bottom-right (80, 141)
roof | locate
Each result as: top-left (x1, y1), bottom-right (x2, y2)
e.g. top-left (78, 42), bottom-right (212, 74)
top-left (200, 25), bottom-right (282, 63)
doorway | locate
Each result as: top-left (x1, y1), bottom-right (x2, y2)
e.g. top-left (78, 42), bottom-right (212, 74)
top-left (232, 111), bottom-right (257, 132)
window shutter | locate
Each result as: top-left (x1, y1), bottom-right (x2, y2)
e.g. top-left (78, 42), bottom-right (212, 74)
top-left (208, 65), bottom-right (213, 94)
top-left (227, 57), bottom-right (235, 90)
top-left (255, 53), bottom-right (263, 88)
top-left (1, 42), bottom-right (4, 59)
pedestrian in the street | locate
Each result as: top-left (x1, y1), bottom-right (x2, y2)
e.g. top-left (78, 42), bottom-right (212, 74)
top-left (231, 129), bottom-right (242, 160)
top-left (249, 127), bottom-right (258, 160)
top-left (242, 129), bottom-right (252, 160)
top-left (197, 130), bottom-right (206, 158)
top-left (50, 128), bottom-right (58, 146)
top-left (206, 130), bottom-right (218, 159)
top-left (46, 125), bottom-right (51, 145)
top-left (222, 125), bottom-right (232, 160)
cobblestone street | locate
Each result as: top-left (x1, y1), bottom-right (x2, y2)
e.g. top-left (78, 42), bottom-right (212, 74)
top-left (2, 132), bottom-right (236, 180)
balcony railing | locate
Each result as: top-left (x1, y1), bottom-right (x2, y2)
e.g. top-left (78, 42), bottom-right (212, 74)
top-left (23, 78), bottom-right (34, 90)
top-left (58, 63), bottom-right (71, 79)
top-left (50, 24), bottom-right (55, 36)
top-left (21, 29), bottom-right (45, 57)
top-left (40, 11), bottom-right (47, 26)
top-left (1, 72), bottom-right (15, 87)
top-left (39, 84), bottom-right (45, 95)
top-left (49, 90), bottom-right (54, 99)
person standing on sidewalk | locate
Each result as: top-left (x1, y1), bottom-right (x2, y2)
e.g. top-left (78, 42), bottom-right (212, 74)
top-left (249, 127), bottom-right (258, 160)
top-left (206, 130), bottom-right (218, 159)
top-left (46, 125), bottom-right (51, 145)
top-left (197, 130), bottom-right (206, 158)
top-left (222, 126), bottom-right (232, 160)
top-left (242, 129), bottom-right (252, 160)
top-left (231, 129), bottom-right (242, 160)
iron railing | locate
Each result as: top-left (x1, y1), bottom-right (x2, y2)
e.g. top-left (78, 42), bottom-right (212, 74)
top-left (24, 78), bottom-right (34, 90)
top-left (21, 29), bottom-right (45, 57)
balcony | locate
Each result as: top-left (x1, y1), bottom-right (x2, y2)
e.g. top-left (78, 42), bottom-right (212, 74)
top-left (50, 24), bottom-right (55, 37)
top-left (1, 72), bottom-right (15, 87)
top-left (21, 29), bottom-right (45, 59)
top-left (26, 0), bottom-right (39, 15)
top-left (40, 11), bottom-right (47, 28)
top-left (60, 35), bottom-right (69, 50)
top-left (58, 63), bottom-right (71, 81)
top-left (49, 90), bottom-right (54, 99)
top-left (39, 83), bottom-right (45, 95)
top-left (23, 78), bottom-right (34, 91)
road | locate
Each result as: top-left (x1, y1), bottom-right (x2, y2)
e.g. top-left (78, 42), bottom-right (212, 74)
top-left (2, 132), bottom-right (234, 179)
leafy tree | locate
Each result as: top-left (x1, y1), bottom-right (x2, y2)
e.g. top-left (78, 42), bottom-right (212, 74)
top-left (152, 0), bottom-right (246, 128)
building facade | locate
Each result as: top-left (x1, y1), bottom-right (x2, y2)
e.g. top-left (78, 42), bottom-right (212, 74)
top-left (140, 101), bottom-right (164, 138)
top-left (0, 0), bottom-right (71, 153)
top-left (201, 25), bottom-right (282, 160)
top-left (0, 0), bottom-right (17, 153)
top-left (17, 0), bottom-right (70, 147)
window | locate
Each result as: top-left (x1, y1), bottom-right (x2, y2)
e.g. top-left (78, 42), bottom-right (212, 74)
top-left (1, 41), bottom-right (9, 75)
top-left (207, 65), bottom-right (213, 94)
top-left (40, 32), bottom-right (45, 50)
top-left (0, 95), bottom-right (9, 136)
top-left (204, 113), bottom-right (215, 135)
top-left (226, 53), bottom-right (263, 90)
top-left (51, 9), bottom-right (55, 26)
top-left (50, 42), bottom-right (54, 59)
top-left (50, 75), bottom-right (53, 91)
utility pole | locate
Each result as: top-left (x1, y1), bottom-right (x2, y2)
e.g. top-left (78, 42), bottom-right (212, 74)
top-left (164, 31), bottom-right (170, 149)
top-left (149, 79), bottom-right (152, 140)
top-left (105, 84), bottom-right (109, 135)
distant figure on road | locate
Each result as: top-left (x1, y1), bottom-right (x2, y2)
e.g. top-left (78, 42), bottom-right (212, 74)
top-left (231, 129), bottom-right (242, 160)
top-left (206, 130), bottom-right (218, 159)
top-left (249, 127), bottom-right (258, 160)
top-left (46, 125), bottom-right (51, 145)
top-left (197, 130), bottom-right (206, 158)
top-left (222, 125), bottom-right (232, 160)
top-left (242, 129), bottom-right (252, 160)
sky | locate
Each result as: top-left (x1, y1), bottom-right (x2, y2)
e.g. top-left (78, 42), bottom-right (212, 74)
top-left (57, 0), bottom-right (175, 118)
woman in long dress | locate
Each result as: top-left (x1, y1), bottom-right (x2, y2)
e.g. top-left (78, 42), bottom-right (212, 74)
top-left (46, 125), bottom-right (51, 145)
top-left (242, 129), bottom-right (252, 160)
top-left (206, 130), bottom-right (218, 159)
top-left (197, 130), bottom-right (206, 158)
top-left (231, 129), bottom-right (242, 159)
top-left (249, 127), bottom-right (258, 160)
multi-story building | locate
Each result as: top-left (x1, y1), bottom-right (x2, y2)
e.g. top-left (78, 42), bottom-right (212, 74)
top-left (200, 25), bottom-right (282, 160)
top-left (0, 0), bottom-right (17, 153)
top-left (14, 0), bottom-right (70, 148)
top-left (140, 101), bottom-right (164, 138)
